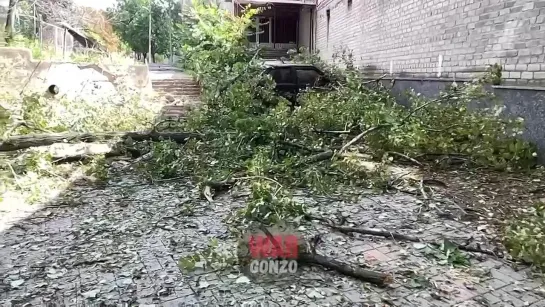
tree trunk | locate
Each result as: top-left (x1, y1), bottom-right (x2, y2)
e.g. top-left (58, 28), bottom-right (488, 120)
top-left (151, 42), bottom-right (156, 63)
top-left (0, 131), bottom-right (201, 152)
top-left (46, 143), bottom-right (142, 163)
top-left (5, 0), bottom-right (19, 42)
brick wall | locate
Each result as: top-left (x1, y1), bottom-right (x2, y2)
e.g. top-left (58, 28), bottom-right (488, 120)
top-left (315, 0), bottom-right (545, 85)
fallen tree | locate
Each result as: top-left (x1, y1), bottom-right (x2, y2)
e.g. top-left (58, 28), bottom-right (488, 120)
top-left (164, 0), bottom-right (541, 281)
top-left (0, 131), bottom-right (200, 152)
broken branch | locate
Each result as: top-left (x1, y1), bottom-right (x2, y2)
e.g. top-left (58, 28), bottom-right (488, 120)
top-left (337, 124), bottom-right (390, 156)
top-left (328, 225), bottom-right (498, 256)
top-left (0, 131), bottom-right (200, 152)
top-left (298, 252), bottom-right (393, 286)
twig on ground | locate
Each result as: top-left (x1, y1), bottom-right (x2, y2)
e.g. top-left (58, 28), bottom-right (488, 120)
top-left (298, 252), bottom-right (393, 286)
top-left (5, 161), bottom-right (23, 189)
top-left (328, 224), bottom-right (499, 256)
top-left (296, 150), bottom-right (334, 167)
top-left (419, 179), bottom-right (429, 200)
top-left (387, 151), bottom-right (422, 166)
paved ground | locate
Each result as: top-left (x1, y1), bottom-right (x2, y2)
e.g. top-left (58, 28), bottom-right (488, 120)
top-left (1, 160), bottom-right (544, 307)
top-left (148, 64), bottom-right (190, 81)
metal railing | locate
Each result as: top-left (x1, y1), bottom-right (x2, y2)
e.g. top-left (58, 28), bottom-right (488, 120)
top-left (12, 15), bottom-right (75, 60)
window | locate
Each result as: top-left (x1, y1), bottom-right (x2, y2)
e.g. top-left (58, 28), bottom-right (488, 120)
top-left (296, 69), bottom-right (322, 87)
top-left (269, 68), bottom-right (295, 84)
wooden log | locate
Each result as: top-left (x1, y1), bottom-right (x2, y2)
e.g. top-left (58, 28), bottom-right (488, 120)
top-left (299, 252), bottom-right (393, 286)
top-left (49, 143), bottom-right (142, 163)
top-left (0, 131), bottom-right (200, 152)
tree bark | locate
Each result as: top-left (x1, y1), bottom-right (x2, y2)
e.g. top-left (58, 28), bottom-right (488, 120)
top-left (0, 131), bottom-right (201, 152)
top-left (5, 0), bottom-right (19, 41)
top-left (45, 143), bottom-right (142, 164)
top-left (298, 252), bottom-right (392, 286)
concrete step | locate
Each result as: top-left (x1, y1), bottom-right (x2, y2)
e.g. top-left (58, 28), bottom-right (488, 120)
top-left (260, 49), bottom-right (290, 59)
top-left (155, 89), bottom-right (201, 95)
top-left (152, 79), bottom-right (198, 85)
top-left (158, 93), bottom-right (201, 99)
top-left (154, 90), bottom-right (201, 95)
top-left (153, 85), bottom-right (199, 90)
top-left (152, 82), bottom-right (198, 87)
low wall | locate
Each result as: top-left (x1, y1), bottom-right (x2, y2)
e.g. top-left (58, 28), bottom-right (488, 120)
top-left (0, 47), bottom-right (151, 101)
top-left (376, 77), bottom-right (545, 163)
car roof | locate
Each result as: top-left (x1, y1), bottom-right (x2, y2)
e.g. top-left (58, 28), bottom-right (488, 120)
top-left (261, 60), bottom-right (318, 68)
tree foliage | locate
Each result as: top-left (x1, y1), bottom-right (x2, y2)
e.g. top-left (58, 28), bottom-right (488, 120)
top-left (143, 0), bottom-right (537, 231)
top-left (109, 0), bottom-right (182, 58)
top-left (80, 7), bottom-right (124, 52)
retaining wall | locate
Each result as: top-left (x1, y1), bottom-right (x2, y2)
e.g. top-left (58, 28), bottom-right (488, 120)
top-left (0, 47), bottom-right (151, 101)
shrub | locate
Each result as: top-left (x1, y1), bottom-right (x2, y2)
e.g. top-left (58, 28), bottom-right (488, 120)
top-left (505, 203), bottom-right (545, 268)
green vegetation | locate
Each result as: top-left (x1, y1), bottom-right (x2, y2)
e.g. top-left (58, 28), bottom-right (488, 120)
top-left (155, 0), bottom-right (535, 206)
top-left (0, 79), bottom-right (160, 204)
top-left (7, 35), bottom-right (57, 60)
top-left (505, 203), bottom-right (545, 269)
top-left (109, 0), bottom-right (182, 61)
top-left (141, 0), bottom-right (541, 271)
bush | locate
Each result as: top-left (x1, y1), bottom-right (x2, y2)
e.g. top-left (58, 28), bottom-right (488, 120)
top-left (7, 35), bottom-right (56, 60)
top-left (505, 203), bottom-right (545, 268)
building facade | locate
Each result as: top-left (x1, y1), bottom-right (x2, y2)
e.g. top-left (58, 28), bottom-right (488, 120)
top-left (182, 0), bottom-right (316, 58)
top-left (315, 0), bottom-right (545, 85)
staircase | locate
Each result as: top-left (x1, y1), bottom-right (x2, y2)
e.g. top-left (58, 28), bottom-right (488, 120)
top-left (151, 74), bottom-right (202, 120)
top-left (151, 78), bottom-right (201, 101)
top-left (260, 48), bottom-right (290, 59)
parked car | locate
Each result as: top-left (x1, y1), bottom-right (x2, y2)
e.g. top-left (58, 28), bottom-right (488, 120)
top-left (261, 61), bottom-right (330, 106)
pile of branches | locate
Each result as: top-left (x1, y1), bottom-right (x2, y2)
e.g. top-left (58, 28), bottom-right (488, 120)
top-left (2, 0), bottom-right (538, 284)
top-left (0, 89), bottom-right (164, 204)
top-left (174, 2), bottom-right (536, 189)
top-left (159, 1), bottom-right (539, 284)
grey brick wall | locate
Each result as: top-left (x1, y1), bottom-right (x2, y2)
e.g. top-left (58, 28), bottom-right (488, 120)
top-left (315, 0), bottom-right (545, 86)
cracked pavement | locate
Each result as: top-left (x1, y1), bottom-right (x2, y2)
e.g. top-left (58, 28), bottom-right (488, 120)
top-left (1, 161), bottom-right (544, 307)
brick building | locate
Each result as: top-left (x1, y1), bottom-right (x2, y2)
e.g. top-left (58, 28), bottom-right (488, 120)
top-left (314, 0), bottom-right (545, 85)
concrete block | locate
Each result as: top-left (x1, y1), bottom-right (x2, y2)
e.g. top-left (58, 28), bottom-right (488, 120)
top-left (528, 64), bottom-right (541, 71)
top-left (509, 72), bottom-right (522, 78)
top-left (530, 47), bottom-right (544, 55)
top-left (521, 72), bottom-right (534, 79)
top-left (534, 72), bottom-right (545, 79)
